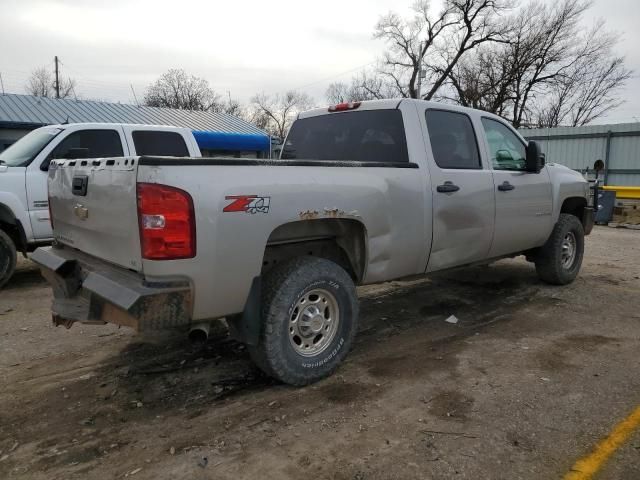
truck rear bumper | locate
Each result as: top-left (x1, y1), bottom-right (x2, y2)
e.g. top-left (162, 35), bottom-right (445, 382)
top-left (31, 246), bottom-right (192, 331)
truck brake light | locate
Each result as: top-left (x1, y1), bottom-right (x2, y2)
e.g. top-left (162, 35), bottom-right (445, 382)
top-left (328, 101), bottom-right (361, 112)
top-left (137, 183), bottom-right (196, 260)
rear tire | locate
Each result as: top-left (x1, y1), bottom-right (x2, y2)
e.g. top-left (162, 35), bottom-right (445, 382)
top-left (0, 229), bottom-right (17, 290)
top-left (535, 214), bottom-right (584, 285)
top-left (249, 257), bottom-right (359, 386)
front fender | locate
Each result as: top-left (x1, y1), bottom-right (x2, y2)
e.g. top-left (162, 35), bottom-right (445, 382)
top-left (547, 164), bottom-right (589, 224)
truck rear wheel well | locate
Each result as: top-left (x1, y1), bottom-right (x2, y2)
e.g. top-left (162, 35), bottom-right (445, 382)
top-left (560, 197), bottom-right (587, 220)
top-left (262, 219), bottom-right (367, 283)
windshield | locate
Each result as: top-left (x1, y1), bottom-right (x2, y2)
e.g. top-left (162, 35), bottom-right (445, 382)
top-left (0, 128), bottom-right (62, 167)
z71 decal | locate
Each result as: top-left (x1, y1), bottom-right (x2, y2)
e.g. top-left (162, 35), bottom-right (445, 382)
top-left (223, 195), bottom-right (271, 214)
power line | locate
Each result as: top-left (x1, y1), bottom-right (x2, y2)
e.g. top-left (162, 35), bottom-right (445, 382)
top-left (284, 60), bottom-right (377, 94)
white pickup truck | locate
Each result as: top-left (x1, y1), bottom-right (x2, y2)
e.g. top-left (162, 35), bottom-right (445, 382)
top-left (33, 99), bottom-right (594, 385)
top-left (0, 123), bottom-right (270, 287)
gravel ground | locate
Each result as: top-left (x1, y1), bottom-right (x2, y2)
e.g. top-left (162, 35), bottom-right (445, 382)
top-left (1, 226), bottom-right (639, 479)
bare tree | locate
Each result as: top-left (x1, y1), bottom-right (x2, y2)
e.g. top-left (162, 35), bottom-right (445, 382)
top-left (532, 22), bottom-right (632, 127)
top-left (326, 72), bottom-right (396, 103)
top-left (144, 69), bottom-right (225, 111)
top-left (26, 66), bottom-right (76, 99)
top-left (326, 82), bottom-right (353, 104)
top-left (221, 97), bottom-right (245, 117)
top-left (447, 0), bottom-right (631, 127)
top-left (370, 0), bottom-right (508, 100)
top-left (249, 91), bottom-right (314, 140)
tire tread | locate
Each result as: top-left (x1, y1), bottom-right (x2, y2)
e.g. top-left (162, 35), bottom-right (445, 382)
top-left (249, 256), bottom-right (358, 386)
top-left (535, 213), bottom-right (584, 285)
top-left (0, 229), bottom-right (17, 290)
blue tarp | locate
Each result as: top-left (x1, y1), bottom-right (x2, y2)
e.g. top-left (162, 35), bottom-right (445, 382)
top-left (192, 130), bottom-right (270, 153)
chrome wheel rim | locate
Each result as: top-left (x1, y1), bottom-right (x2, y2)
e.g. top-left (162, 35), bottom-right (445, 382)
top-left (561, 232), bottom-right (577, 269)
top-left (288, 288), bottom-right (340, 357)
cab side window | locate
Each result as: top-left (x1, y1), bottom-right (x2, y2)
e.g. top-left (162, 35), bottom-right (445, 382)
top-left (481, 118), bottom-right (526, 171)
top-left (425, 110), bottom-right (481, 169)
top-left (132, 131), bottom-right (189, 157)
top-left (50, 130), bottom-right (124, 159)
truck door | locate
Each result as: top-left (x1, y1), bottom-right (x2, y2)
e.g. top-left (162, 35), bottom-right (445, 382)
top-left (421, 108), bottom-right (495, 272)
top-left (26, 126), bottom-right (128, 239)
top-left (478, 118), bottom-right (553, 257)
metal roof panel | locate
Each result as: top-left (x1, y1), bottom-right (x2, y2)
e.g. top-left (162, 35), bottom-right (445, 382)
top-left (0, 93), bottom-right (267, 136)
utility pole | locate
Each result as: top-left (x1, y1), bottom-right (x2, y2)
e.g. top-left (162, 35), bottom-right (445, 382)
top-left (54, 56), bottom-right (60, 99)
top-left (0, 72), bottom-right (4, 95)
top-left (416, 41), bottom-right (426, 100)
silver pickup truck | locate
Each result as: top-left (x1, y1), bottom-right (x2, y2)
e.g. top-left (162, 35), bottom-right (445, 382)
top-left (33, 99), bottom-right (594, 385)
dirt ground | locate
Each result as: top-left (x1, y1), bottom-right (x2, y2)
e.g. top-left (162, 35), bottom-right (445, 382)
top-left (1, 226), bottom-right (639, 480)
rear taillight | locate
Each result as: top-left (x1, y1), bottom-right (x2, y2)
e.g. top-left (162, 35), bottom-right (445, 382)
top-left (137, 183), bottom-right (196, 260)
top-left (328, 101), bottom-right (361, 112)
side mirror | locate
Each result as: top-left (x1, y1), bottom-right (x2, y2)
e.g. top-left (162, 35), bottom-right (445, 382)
top-left (525, 140), bottom-right (544, 173)
top-left (40, 158), bottom-right (51, 172)
top-left (61, 147), bottom-right (90, 160)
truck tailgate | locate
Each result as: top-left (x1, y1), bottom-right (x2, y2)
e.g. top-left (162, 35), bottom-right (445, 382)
top-left (48, 157), bottom-right (142, 271)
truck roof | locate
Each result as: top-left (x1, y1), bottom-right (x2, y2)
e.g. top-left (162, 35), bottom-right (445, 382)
top-left (44, 123), bottom-right (271, 153)
top-left (46, 122), bottom-right (193, 131)
top-left (299, 98), bottom-right (505, 123)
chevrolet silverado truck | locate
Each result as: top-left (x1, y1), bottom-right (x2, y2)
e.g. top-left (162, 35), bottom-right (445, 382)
top-left (0, 123), bottom-right (270, 288)
top-left (32, 99), bottom-right (594, 385)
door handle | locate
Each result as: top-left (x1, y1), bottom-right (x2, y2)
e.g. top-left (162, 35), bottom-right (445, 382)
top-left (436, 181), bottom-right (460, 193)
top-left (497, 181), bottom-right (515, 192)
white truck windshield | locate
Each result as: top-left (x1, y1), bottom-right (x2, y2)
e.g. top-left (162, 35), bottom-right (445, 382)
top-left (0, 127), bottom-right (62, 167)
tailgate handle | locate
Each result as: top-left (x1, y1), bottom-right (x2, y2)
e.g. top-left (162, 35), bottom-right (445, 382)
top-left (72, 175), bottom-right (88, 196)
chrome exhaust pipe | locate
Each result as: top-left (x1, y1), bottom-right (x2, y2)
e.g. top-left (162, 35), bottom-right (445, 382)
top-left (188, 322), bottom-right (210, 345)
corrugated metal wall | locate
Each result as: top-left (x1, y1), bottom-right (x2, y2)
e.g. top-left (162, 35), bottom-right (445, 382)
top-left (521, 122), bottom-right (640, 186)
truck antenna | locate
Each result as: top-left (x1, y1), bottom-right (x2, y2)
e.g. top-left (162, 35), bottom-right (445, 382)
top-left (130, 84), bottom-right (140, 107)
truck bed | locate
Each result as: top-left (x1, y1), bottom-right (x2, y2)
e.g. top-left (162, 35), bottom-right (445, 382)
top-left (47, 154), bottom-right (428, 322)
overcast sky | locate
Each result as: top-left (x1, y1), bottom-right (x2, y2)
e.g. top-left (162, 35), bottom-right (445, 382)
top-left (1, 0), bottom-right (638, 124)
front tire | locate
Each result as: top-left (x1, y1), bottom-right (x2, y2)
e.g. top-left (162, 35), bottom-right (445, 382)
top-left (249, 257), bottom-right (359, 386)
top-left (535, 214), bottom-right (584, 285)
top-left (0, 229), bottom-right (17, 289)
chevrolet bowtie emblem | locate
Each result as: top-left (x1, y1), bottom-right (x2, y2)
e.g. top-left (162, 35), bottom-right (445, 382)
top-left (74, 203), bottom-right (89, 220)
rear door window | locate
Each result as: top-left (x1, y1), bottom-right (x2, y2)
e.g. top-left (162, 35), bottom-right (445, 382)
top-left (425, 110), bottom-right (481, 169)
top-left (51, 130), bottom-right (123, 159)
top-left (132, 131), bottom-right (189, 157)
top-left (281, 110), bottom-right (409, 163)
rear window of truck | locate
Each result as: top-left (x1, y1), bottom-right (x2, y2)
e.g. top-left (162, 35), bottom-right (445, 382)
top-left (281, 110), bottom-right (409, 163)
top-left (132, 131), bottom-right (189, 157)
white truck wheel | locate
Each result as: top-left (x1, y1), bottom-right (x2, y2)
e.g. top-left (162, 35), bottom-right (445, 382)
top-left (0, 229), bottom-right (17, 289)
